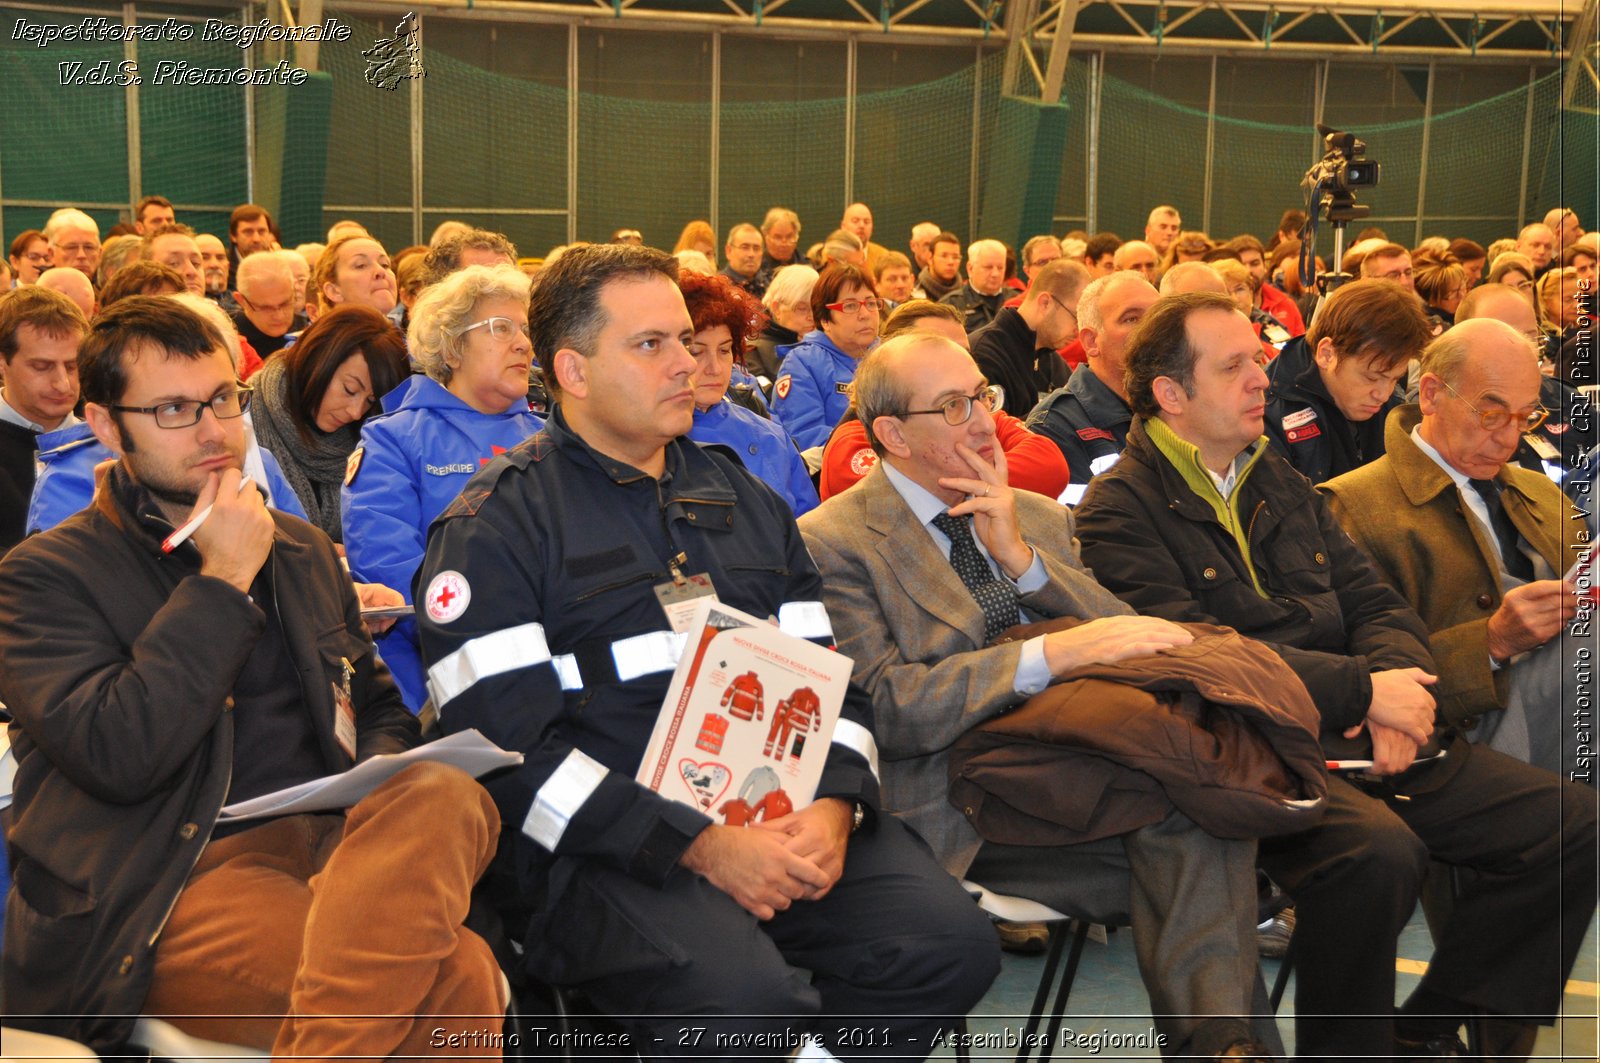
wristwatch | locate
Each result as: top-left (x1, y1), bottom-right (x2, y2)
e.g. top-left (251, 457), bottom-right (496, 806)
top-left (849, 800), bottom-right (866, 834)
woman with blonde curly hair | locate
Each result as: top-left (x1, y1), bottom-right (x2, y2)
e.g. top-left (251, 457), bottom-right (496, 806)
top-left (340, 264), bottom-right (545, 712)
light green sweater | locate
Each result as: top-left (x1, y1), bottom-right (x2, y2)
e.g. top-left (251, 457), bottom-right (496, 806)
top-left (1144, 417), bottom-right (1271, 597)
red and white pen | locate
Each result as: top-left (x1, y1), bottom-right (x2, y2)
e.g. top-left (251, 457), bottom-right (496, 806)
top-left (162, 477), bottom-right (254, 554)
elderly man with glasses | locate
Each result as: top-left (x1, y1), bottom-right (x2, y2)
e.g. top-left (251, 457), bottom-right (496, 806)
top-left (44, 208), bottom-right (102, 280)
top-left (231, 251), bottom-right (307, 358)
top-left (1322, 316), bottom-right (1589, 780)
top-left (1447, 282), bottom-right (1596, 509)
top-left (799, 330), bottom-right (1289, 1062)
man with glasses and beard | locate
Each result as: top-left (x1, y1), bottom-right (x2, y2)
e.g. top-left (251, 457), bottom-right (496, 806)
top-left (969, 259), bottom-right (1089, 418)
top-left (0, 296), bottom-right (502, 1058)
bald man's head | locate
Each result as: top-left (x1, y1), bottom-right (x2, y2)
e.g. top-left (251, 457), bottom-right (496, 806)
top-left (1159, 261), bottom-right (1227, 296)
top-left (842, 203), bottom-right (874, 244)
top-left (36, 266), bottom-right (95, 318)
top-left (1416, 317), bottom-right (1542, 480)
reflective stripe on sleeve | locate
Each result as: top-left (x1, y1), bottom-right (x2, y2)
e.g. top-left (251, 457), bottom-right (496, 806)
top-left (549, 630), bottom-right (688, 691)
top-left (522, 747), bottom-right (609, 850)
top-left (830, 718), bottom-right (880, 780)
top-left (778, 600), bottom-right (834, 641)
top-left (427, 622), bottom-right (551, 709)
top-left (610, 630), bottom-right (689, 682)
top-left (551, 655), bottom-right (583, 691)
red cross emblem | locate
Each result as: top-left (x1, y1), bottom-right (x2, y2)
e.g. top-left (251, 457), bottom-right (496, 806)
top-left (424, 570), bottom-right (471, 623)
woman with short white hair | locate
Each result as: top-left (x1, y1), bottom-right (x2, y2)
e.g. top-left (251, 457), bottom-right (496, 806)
top-left (342, 264), bottom-right (546, 712)
top-left (748, 263), bottom-right (819, 388)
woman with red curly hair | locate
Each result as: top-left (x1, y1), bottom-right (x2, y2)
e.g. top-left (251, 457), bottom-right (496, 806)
top-left (679, 270), bottom-right (819, 516)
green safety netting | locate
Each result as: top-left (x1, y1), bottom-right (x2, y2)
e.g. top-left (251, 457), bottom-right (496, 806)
top-left (3, 7), bottom-right (1591, 257)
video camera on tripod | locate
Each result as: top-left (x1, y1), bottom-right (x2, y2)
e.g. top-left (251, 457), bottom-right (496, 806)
top-left (1297, 124), bottom-right (1382, 294)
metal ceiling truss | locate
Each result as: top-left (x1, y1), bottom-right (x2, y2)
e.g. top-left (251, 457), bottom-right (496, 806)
top-left (1027, 0), bottom-right (1571, 59)
top-left (281, 0), bottom-right (1574, 63)
top-left (1563, 0), bottom-right (1599, 110)
top-left (286, 0), bottom-right (1572, 61)
top-left (385, 0), bottom-right (1010, 38)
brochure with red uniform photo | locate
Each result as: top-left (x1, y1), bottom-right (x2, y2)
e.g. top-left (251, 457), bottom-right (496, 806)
top-left (636, 599), bottom-right (852, 825)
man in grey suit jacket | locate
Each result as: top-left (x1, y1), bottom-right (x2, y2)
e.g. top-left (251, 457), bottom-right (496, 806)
top-left (799, 333), bottom-right (1281, 1062)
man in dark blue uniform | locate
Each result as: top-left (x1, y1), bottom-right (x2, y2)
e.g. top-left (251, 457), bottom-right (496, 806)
top-left (1263, 278), bottom-right (1432, 484)
top-left (1027, 272), bottom-right (1158, 503)
top-left (415, 244), bottom-right (998, 1059)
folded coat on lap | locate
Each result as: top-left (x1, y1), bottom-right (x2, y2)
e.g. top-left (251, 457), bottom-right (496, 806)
top-left (949, 621), bottom-right (1328, 846)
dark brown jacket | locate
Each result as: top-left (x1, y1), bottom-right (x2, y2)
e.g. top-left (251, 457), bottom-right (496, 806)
top-left (0, 466), bottom-right (416, 1052)
top-left (949, 622), bottom-right (1327, 847)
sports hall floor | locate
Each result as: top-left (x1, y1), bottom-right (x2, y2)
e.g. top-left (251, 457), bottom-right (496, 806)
top-left (946, 909), bottom-right (1599, 1060)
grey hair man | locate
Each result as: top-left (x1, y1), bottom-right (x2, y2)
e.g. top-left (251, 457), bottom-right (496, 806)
top-left (1452, 282), bottom-right (1594, 484)
top-left (45, 208), bottom-right (101, 279)
top-left (939, 238), bottom-right (1009, 333)
top-left (1322, 317), bottom-right (1592, 780)
top-left (231, 251), bottom-right (306, 357)
top-left (909, 221), bottom-right (941, 271)
top-left (1144, 205), bottom-right (1182, 256)
top-left (1027, 271), bottom-right (1160, 500)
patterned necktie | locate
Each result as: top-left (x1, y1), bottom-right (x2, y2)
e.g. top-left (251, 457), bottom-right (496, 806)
top-left (930, 512), bottom-right (1021, 645)
top-left (1469, 478), bottom-right (1534, 581)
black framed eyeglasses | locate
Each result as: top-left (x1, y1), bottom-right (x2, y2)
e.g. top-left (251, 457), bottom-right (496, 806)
top-left (902, 384), bottom-right (1005, 426)
top-left (110, 386), bottom-right (252, 429)
top-left (1438, 378), bottom-right (1549, 433)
